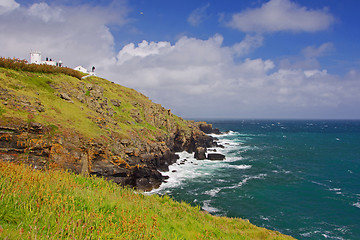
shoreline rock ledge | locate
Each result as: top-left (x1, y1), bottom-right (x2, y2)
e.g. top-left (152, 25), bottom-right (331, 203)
top-left (0, 121), bottom-right (220, 191)
top-left (0, 68), bottom-right (223, 192)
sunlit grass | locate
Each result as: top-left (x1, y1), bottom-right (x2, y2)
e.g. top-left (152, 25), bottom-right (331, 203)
top-left (0, 162), bottom-right (294, 239)
top-left (0, 66), bottom-right (186, 141)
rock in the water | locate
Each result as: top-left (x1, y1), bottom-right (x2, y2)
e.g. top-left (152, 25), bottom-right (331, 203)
top-left (199, 123), bottom-right (221, 134)
top-left (207, 153), bottom-right (225, 160)
top-left (194, 146), bottom-right (206, 160)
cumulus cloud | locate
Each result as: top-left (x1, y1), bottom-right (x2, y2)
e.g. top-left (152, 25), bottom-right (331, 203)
top-left (116, 40), bottom-right (172, 64)
top-left (279, 42), bottom-right (335, 70)
top-left (0, 1), bottom-right (128, 68)
top-left (302, 42), bottom-right (335, 58)
top-left (0, 0), bottom-right (19, 15)
top-left (187, 3), bottom-right (210, 26)
top-left (227, 0), bottom-right (335, 33)
top-left (231, 34), bottom-right (263, 57)
top-left (96, 34), bottom-right (360, 118)
top-left (1, 1), bottom-right (359, 119)
top-left (27, 2), bottom-right (64, 22)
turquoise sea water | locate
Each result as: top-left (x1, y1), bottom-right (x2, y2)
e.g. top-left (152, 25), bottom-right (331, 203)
top-left (151, 120), bottom-right (360, 239)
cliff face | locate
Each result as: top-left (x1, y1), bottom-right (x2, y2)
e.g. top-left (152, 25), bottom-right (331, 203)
top-left (0, 66), bottom-right (217, 190)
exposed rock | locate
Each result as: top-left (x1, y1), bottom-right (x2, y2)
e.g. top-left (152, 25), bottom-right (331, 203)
top-left (194, 146), bottom-right (206, 160)
top-left (207, 153), bottom-right (225, 161)
top-left (121, 139), bottom-right (130, 146)
top-left (60, 93), bottom-right (74, 103)
top-left (199, 122), bottom-right (221, 134)
top-left (110, 99), bottom-right (121, 107)
top-left (0, 68), bottom-right (221, 192)
top-left (124, 148), bottom-right (134, 155)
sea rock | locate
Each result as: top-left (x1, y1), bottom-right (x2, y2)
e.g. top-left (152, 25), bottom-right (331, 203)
top-left (194, 146), bottom-right (206, 160)
top-left (207, 153), bottom-right (225, 161)
top-left (199, 123), bottom-right (221, 134)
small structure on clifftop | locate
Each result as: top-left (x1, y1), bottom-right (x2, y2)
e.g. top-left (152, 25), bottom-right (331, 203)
top-left (30, 51), bottom-right (63, 67)
top-left (74, 65), bottom-right (96, 76)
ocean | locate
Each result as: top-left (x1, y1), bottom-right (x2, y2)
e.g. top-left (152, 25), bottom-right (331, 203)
top-left (150, 119), bottom-right (360, 240)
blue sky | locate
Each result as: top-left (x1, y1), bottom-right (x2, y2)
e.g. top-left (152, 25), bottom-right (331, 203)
top-left (1, 0), bottom-right (360, 119)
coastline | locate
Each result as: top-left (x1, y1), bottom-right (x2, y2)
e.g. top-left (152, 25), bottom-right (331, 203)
top-left (150, 119), bottom-right (360, 239)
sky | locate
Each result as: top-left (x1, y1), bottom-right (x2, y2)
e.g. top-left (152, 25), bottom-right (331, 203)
top-left (1, 0), bottom-right (360, 119)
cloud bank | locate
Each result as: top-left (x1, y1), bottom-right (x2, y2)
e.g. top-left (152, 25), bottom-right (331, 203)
top-left (0, 1), bottom-right (128, 68)
top-left (1, 0), bottom-right (359, 119)
top-left (227, 0), bottom-right (335, 33)
top-left (98, 35), bottom-right (360, 118)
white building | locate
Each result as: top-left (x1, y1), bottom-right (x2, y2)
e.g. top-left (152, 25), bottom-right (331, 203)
top-left (74, 66), bottom-right (88, 73)
top-left (74, 65), bottom-right (96, 76)
top-left (30, 51), bottom-right (63, 67)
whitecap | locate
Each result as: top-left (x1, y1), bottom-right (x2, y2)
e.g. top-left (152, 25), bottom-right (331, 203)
top-left (223, 156), bottom-right (244, 163)
top-left (202, 200), bottom-right (220, 213)
top-left (209, 130), bottom-right (239, 138)
top-left (311, 180), bottom-right (328, 187)
top-left (237, 174), bottom-right (267, 187)
top-left (272, 169), bottom-right (291, 174)
top-left (148, 151), bottom-right (204, 194)
top-left (204, 188), bottom-right (221, 197)
top-left (352, 202), bottom-right (360, 209)
top-left (228, 164), bottom-right (252, 170)
top-left (328, 188), bottom-right (343, 195)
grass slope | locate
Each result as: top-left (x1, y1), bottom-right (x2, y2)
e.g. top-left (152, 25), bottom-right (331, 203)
top-left (0, 162), bottom-right (294, 239)
top-left (0, 65), bottom-right (189, 143)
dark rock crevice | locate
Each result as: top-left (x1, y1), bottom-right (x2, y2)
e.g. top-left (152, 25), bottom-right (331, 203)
top-left (0, 120), bottom-right (220, 191)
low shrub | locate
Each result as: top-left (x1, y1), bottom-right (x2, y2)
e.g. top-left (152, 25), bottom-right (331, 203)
top-left (0, 57), bottom-right (84, 79)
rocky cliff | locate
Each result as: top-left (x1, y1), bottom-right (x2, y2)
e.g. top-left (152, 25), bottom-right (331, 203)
top-left (0, 64), bottom-right (219, 190)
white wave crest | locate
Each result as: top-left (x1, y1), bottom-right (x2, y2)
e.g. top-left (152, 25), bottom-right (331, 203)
top-left (204, 188), bottom-right (221, 197)
top-left (237, 173), bottom-right (267, 187)
top-left (352, 202), bottom-right (360, 209)
top-left (202, 200), bottom-right (220, 213)
top-left (228, 164), bottom-right (252, 170)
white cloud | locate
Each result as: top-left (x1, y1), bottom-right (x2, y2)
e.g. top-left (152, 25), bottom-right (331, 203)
top-left (0, 0), bottom-right (19, 15)
top-left (231, 34), bottom-right (263, 57)
top-left (279, 42), bottom-right (335, 70)
top-left (0, 1), bottom-right (128, 68)
top-left (1, 1), bottom-right (359, 119)
top-left (187, 3), bottom-right (210, 26)
top-left (304, 69), bottom-right (328, 78)
top-left (96, 34), bottom-right (360, 118)
top-left (227, 0), bottom-right (335, 33)
top-left (117, 40), bottom-right (172, 64)
top-left (27, 2), bottom-right (64, 22)
top-left (302, 42), bottom-right (335, 58)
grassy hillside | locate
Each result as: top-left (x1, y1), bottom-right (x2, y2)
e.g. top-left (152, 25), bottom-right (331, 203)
top-left (0, 59), bottom-right (295, 239)
top-left (0, 162), bottom-right (294, 239)
top-left (0, 62), bottom-right (188, 141)
top-left (0, 60), bottom-right (203, 189)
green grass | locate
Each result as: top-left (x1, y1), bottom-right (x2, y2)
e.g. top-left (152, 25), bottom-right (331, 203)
top-left (0, 66), bottom-right (191, 142)
top-left (0, 162), bottom-right (295, 239)
top-left (0, 105), bottom-right (5, 116)
top-left (0, 64), bottom-right (296, 239)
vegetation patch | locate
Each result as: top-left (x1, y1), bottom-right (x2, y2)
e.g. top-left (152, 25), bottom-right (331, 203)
top-left (0, 162), bottom-right (294, 239)
top-left (0, 105), bottom-right (5, 116)
top-left (0, 57), bottom-right (84, 79)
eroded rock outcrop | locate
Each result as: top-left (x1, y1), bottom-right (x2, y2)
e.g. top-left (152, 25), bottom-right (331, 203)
top-left (0, 120), bottom-right (216, 191)
top-left (0, 68), bottom-right (219, 191)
